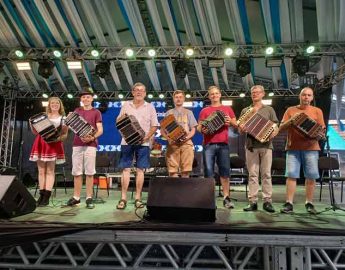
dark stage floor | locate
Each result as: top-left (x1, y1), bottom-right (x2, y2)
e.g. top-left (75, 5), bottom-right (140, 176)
top-left (3, 183), bottom-right (345, 236)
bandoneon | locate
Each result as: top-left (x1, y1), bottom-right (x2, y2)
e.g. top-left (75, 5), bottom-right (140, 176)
top-left (29, 113), bottom-right (61, 143)
top-left (237, 108), bottom-right (278, 143)
top-left (65, 112), bottom-right (96, 137)
top-left (116, 114), bottom-right (145, 145)
top-left (201, 110), bottom-right (227, 134)
top-left (291, 112), bottom-right (325, 140)
top-left (160, 114), bottom-right (187, 143)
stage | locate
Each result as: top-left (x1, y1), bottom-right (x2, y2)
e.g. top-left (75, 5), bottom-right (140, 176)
top-left (0, 184), bottom-right (345, 269)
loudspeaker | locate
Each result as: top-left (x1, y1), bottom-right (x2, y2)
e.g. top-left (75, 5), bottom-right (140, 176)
top-left (147, 177), bottom-right (216, 222)
top-left (0, 175), bottom-right (36, 218)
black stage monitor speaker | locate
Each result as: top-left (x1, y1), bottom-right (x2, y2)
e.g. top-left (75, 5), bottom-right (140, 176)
top-left (147, 177), bottom-right (216, 222)
top-left (0, 175), bottom-right (36, 218)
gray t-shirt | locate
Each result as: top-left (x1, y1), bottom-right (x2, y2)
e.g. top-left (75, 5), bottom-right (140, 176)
top-left (166, 107), bottom-right (198, 133)
top-left (239, 105), bottom-right (279, 149)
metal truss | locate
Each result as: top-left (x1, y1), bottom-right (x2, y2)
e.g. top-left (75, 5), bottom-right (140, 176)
top-left (316, 63), bottom-right (345, 90)
top-left (3, 43), bottom-right (345, 61)
top-left (0, 97), bottom-right (16, 168)
top-left (0, 230), bottom-right (345, 269)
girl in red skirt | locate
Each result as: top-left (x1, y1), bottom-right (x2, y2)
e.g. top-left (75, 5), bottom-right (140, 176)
top-left (29, 97), bottom-right (68, 206)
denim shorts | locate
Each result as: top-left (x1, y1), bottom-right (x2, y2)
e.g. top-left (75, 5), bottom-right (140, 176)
top-left (118, 145), bottom-right (150, 169)
top-left (285, 150), bottom-right (319, 180)
top-left (203, 143), bottom-right (230, 178)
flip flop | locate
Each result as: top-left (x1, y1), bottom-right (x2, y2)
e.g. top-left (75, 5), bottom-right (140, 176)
top-left (116, 199), bottom-right (127, 210)
top-left (134, 199), bottom-right (144, 209)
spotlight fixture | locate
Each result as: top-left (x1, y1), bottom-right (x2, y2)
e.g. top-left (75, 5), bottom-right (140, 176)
top-left (265, 46), bottom-right (274, 55)
top-left (126, 48), bottom-right (134, 58)
top-left (147, 93), bottom-right (154, 99)
top-left (262, 99), bottom-right (272, 105)
top-left (67, 61), bottom-right (82, 70)
top-left (41, 101), bottom-right (48, 107)
top-left (306, 45), bottom-right (315, 54)
top-left (93, 94), bottom-right (98, 99)
top-left (95, 61), bottom-right (110, 78)
top-left (236, 58), bottom-right (251, 77)
top-left (38, 60), bottom-right (55, 79)
top-left (53, 50), bottom-right (62, 58)
top-left (185, 48), bottom-right (194, 57)
top-left (118, 93), bottom-right (124, 99)
top-left (239, 93), bottom-right (246, 98)
top-left (292, 56), bottom-right (309, 76)
top-left (158, 93), bottom-right (165, 99)
top-left (221, 100), bottom-right (233, 106)
top-left (15, 50), bottom-right (24, 58)
top-left (185, 92), bottom-right (191, 99)
top-left (91, 49), bottom-right (100, 58)
top-left (224, 47), bottom-right (233, 56)
top-left (16, 62), bottom-right (31, 71)
top-left (208, 59), bottom-right (224, 68)
top-left (42, 93), bottom-right (49, 98)
top-left (148, 49), bottom-right (156, 57)
top-left (268, 92), bottom-right (274, 97)
top-left (67, 93), bottom-right (73, 99)
top-left (174, 60), bottom-right (189, 78)
top-left (265, 57), bottom-right (283, 68)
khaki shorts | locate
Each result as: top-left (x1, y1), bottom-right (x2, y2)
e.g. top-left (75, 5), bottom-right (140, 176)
top-left (166, 142), bottom-right (194, 173)
top-left (72, 146), bottom-right (97, 176)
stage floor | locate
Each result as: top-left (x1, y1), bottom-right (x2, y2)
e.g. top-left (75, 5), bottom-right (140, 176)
top-left (4, 183), bottom-right (345, 235)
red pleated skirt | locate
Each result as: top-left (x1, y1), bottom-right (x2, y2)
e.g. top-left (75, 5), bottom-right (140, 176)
top-left (29, 135), bottom-right (65, 164)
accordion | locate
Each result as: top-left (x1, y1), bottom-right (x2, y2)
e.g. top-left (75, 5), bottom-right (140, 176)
top-left (291, 112), bottom-right (325, 140)
top-left (65, 112), bottom-right (96, 137)
top-left (201, 110), bottom-right (227, 134)
top-left (237, 108), bottom-right (278, 143)
top-left (116, 114), bottom-right (145, 145)
top-left (29, 113), bottom-right (61, 143)
top-left (160, 114), bottom-right (187, 143)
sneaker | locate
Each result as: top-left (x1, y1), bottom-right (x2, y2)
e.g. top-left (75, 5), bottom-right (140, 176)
top-left (243, 202), bottom-right (258, 212)
top-left (66, 197), bottom-right (80, 206)
top-left (263, 202), bottom-right (275, 213)
top-left (86, 198), bottom-right (95, 209)
top-left (305, 202), bottom-right (317, 215)
top-left (223, 196), bottom-right (234, 209)
top-left (280, 202), bottom-right (293, 214)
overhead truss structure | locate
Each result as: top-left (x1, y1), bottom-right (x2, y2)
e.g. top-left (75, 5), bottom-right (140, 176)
top-left (3, 43), bottom-right (345, 61)
top-left (0, 230), bottom-right (345, 269)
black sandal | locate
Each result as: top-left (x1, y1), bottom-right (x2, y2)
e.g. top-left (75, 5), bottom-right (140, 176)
top-left (134, 199), bottom-right (144, 209)
top-left (116, 199), bottom-right (127, 210)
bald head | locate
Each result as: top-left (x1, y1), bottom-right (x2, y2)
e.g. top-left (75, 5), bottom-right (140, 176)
top-left (299, 87), bottom-right (314, 106)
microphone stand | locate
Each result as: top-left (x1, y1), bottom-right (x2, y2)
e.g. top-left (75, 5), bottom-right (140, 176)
top-left (321, 136), bottom-right (345, 212)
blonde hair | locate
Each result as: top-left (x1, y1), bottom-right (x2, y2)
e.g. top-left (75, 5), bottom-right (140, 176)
top-left (46, 97), bottom-right (65, 116)
top-left (250, 85), bottom-right (265, 93)
top-left (132, 82), bottom-right (146, 91)
top-left (173, 90), bottom-right (185, 97)
top-left (208, 85), bottom-right (221, 94)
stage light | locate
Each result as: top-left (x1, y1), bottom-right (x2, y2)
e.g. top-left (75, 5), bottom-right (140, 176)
top-left (118, 93), bottom-right (124, 99)
top-left (95, 61), bottom-right (110, 78)
top-left (262, 99), bottom-right (272, 105)
top-left (15, 50), bottom-right (24, 58)
top-left (265, 57), bottom-right (283, 67)
top-left (174, 60), bottom-right (189, 78)
top-left (292, 56), bottom-right (309, 76)
top-left (306, 45), bottom-right (315, 54)
top-left (126, 48), bottom-right (134, 57)
top-left (208, 59), bottom-right (224, 68)
top-left (222, 100), bottom-right (233, 106)
top-left (224, 47), bottom-right (233, 56)
top-left (265, 47), bottom-right (274, 55)
top-left (42, 93), bottom-right (48, 98)
top-left (38, 60), bottom-right (55, 79)
top-left (236, 58), bottom-right (251, 77)
top-left (185, 93), bottom-right (191, 99)
top-left (239, 93), bottom-right (246, 98)
top-left (42, 101), bottom-right (48, 107)
top-left (268, 92), bottom-right (274, 97)
top-left (53, 50), bottom-right (62, 58)
top-left (93, 94), bottom-right (98, 99)
top-left (185, 48), bottom-right (194, 57)
top-left (16, 62), bottom-right (31, 70)
top-left (148, 49), bottom-right (156, 57)
top-left (91, 49), bottom-right (100, 58)
top-left (158, 93), bottom-right (165, 99)
top-left (183, 101), bottom-right (193, 107)
top-left (67, 93), bottom-right (73, 99)
top-left (147, 93), bottom-right (154, 99)
top-left (67, 60), bottom-right (82, 70)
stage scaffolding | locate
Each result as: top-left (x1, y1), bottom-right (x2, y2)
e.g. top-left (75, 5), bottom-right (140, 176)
top-left (0, 230), bottom-right (344, 269)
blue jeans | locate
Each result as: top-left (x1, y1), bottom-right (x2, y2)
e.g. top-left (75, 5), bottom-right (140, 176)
top-left (285, 150), bottom-right (319, 180)
top-left (119, 145), bottom-right (150, 169)
top-left (203, 143), bottom-right (230, 178)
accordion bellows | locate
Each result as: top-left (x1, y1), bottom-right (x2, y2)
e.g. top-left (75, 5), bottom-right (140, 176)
top-left (201, 110), bottom-right (227, 134)
top-left (160, 114), bottom-right (187, 143)
top-left (291, 112), bottom-right (325, 140)
top-left (116, 114), bottom-right (145, 145)
top-left (237, 107), bottom-right (278, 143)
top-left (29, 112), bottom-right (61, 143)
top-left (65, 112), bottom-right (96, 137)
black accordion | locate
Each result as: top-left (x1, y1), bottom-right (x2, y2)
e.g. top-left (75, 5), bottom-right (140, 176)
top-left (160, 114), bottom-right (187, 143)
top-left (65, 112), bottom-right (96, 137)
top-left (201, 110), bottom-right (227, 134)
top-left (29, 113), bottom-right (61, 143)
top-left (116, 114), bottom-right (145, 145)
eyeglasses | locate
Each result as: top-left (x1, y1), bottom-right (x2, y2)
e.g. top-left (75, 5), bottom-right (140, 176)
top-left (133, 89), bottom-right (146, 93)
